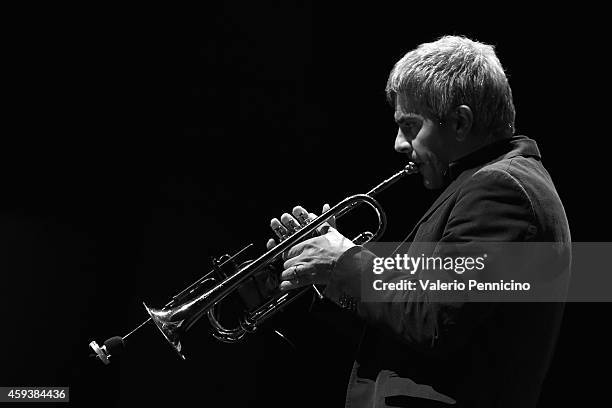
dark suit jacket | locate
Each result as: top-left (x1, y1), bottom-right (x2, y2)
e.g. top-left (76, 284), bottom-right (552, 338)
top-left (323, 136), bottom-right (571, 407)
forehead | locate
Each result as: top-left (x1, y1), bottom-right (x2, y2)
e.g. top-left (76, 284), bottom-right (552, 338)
top-left (394, 93), bottom-right (424, 122)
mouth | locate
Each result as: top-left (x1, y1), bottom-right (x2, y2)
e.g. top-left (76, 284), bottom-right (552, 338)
top-left (405, 159), bottom-right (422, 175)
top-left (410, 154), bottom-right (423, 168)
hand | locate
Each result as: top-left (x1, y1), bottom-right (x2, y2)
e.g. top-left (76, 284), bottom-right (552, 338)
top-left (266, 204), bottom-right (355, 291)
top-left (266, 204), bottom-right (336, 251)
top-left (279, 227), bottom-right (355, 291)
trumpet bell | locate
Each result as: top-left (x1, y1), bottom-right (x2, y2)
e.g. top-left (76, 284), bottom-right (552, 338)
top-left (144, 302), bottom-right (186, 360)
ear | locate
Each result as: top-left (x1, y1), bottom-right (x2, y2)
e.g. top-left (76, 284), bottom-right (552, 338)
top-left (454, 105), bottom-right (473, 142)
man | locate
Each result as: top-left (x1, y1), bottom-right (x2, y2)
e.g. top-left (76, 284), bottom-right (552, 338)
top-left (268, 36), bottom-right (570, 407)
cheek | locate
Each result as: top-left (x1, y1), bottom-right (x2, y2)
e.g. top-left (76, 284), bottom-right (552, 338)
top-left (414, 129), bottom-right (444, 163)
top-left (412, 135), bottom-right (435, 160)
top-left (413, 127), bottom-right (434, 149)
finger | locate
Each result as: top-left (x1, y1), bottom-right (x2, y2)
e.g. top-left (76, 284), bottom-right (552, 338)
top-left (310, 209), bottom-right (331, 234)
top-left (280, 265), bottom-right (298, 281)
top-left (268, 232), bottom-right (291, 261)
top-left (280, 279), bottom-right (310, 291)
top-left (279, 265), bottom-right (314, 291)
top-left (280, 262), bottom-right (311, 281)
top-left (292, 206), bottom-right (310, 226)
top-left (279, 280), bottom-right (298, 291)
top-left (321, 203), bottom-right (336, 229)
top-left (270, 218), bottom-right (289, 241)
top-left (280, 213), bottom-right (301, 233)
top-left (282, 255), bottom-right (297, 272)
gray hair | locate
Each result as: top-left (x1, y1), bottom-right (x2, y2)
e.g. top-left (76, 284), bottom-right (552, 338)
top-left (386, 35), bottom-right (515, 138)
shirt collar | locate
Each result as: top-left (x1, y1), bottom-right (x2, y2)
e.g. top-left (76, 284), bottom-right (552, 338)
top-left (446, 135), bottom-right (541, 181)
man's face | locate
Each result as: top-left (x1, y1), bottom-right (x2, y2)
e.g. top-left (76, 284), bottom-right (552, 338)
top-left (394, 93), bottom-right (454, 189)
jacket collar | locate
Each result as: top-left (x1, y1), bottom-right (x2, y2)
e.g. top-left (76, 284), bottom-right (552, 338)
top-left (447, 135), bottom-right (541, 181)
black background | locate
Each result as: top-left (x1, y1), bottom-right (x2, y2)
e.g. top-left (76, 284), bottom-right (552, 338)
top-left (1, 4), bottom-right (610, 407)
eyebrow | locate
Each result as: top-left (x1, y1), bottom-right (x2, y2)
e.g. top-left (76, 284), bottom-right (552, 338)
top-left (394, 112), bottom-right (422, 125)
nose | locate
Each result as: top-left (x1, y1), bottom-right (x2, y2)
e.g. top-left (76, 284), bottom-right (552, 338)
top-left (394, 128), bottom-right (413, 154)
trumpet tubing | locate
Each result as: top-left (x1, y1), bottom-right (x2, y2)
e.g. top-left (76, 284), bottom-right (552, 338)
top-left (89, 163), bottom-right (418, 364)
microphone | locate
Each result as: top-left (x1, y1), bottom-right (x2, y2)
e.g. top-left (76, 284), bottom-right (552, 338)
top-left (89, 316), bottom-right (153, 364)
top-left (89, 336), bottom-right (125, 365)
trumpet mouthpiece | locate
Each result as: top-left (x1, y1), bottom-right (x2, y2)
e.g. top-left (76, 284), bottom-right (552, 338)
top-left (405, 162), bottom-right (419, 174)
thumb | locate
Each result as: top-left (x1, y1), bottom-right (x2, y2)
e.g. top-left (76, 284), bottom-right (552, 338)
top-left (322, 203), bottom-right (336, 229)
top-left (315, 203), bottom-right (337, 234)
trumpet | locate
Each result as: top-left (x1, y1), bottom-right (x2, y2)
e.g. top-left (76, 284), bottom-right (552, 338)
top-left (89, 163), bottom-right (418, 364)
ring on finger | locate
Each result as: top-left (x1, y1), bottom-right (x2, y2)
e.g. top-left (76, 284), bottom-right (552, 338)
top-left (292, 264), bottom-right (301, 284)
